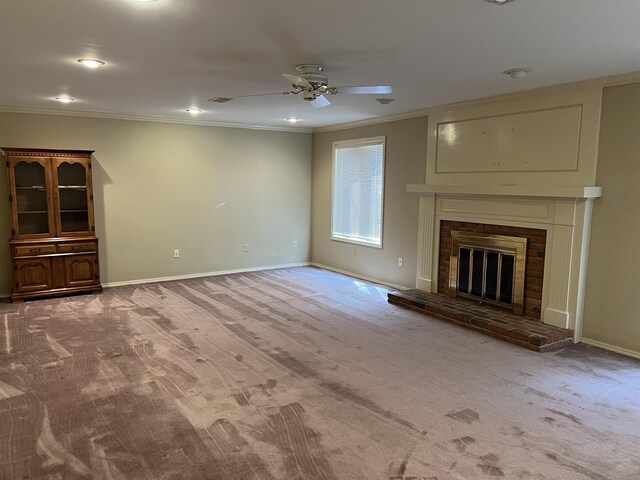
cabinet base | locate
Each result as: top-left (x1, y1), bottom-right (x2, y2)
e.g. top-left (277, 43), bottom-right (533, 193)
top-left (11, 285), bottom-right (102, 303)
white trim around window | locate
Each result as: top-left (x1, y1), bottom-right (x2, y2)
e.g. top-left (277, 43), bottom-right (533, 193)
top-left (331, 136), bottom-right (386, 248)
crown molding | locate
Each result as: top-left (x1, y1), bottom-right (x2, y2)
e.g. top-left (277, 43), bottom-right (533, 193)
top-left (2, 71), bottom-right (640, 136)
top-left (0, 105), bottom-right (312, 134)
top-left (602, 70), bottom-right (640, 88)
top-left (312, 109), bottom-right (432, 134)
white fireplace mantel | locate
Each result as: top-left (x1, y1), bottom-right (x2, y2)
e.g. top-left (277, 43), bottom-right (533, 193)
top-left (407, 184), bottom-right (602, 199)
top-left (409, 186), bottom-right (602, 343)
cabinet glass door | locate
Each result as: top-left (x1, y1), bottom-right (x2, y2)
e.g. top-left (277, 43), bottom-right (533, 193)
top-left (13, 160), bottom-right (52, 236)
top-left (56, 160), bottom-right (91, 234)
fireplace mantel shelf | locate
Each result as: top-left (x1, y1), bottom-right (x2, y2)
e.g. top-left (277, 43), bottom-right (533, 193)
top-left (406, 184), bottom-right (602, 199)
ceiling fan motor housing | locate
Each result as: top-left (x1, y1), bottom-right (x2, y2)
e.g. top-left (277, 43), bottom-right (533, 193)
top-left (296, 64), bottom-right (329, 92)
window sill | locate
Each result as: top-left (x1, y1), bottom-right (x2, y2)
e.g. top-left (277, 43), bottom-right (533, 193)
top-left (331, 236), bottom-right (382, 249)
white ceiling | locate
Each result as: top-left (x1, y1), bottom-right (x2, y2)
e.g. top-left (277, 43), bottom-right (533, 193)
top-left (1, 0), bottom-right (640, 130)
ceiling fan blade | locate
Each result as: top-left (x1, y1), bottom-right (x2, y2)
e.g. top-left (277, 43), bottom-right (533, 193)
top-left (311, 95), bottom-right (331, 108)
top-left (283, 73), bottom-right (312, 90)
top-left (208, 92), bottom-right (291, 102)
top-left (335, 85), bottom-right (393, 95)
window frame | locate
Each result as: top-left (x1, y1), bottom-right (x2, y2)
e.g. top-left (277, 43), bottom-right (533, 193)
top-left (330, 136), bottom-right (386, 249)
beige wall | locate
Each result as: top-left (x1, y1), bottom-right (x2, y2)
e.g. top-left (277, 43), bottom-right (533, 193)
top-left (311, 117), bottom-right (428, 288)
top-left (0, 113), bottom-right (311, 294)
top-left (583, 83), bottom-right (640, 354)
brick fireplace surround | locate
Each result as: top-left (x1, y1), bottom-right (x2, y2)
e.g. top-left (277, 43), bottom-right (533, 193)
top-left (438, 220), bottom-right (546, 320)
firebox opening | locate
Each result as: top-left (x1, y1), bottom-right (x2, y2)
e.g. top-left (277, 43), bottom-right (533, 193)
top-left (449, 231), bottom-right (527, 315)
top-left (457, 247), bottom-right (515, 306)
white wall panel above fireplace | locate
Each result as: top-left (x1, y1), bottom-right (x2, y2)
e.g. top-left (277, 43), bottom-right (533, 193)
top-left (425, 87), bottom-right (603, 186)
top-left (436, 106), bottom-right (582, 174)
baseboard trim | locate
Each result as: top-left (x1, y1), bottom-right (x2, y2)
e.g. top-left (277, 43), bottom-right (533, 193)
top-left (0, 293), bottom-right (10, 299)
top-left (103, 262), bottom-right (311, 288)
top-left (581, 337), bottom-right (640, 361)
top-left (310, 262), bottom-right (409, 291)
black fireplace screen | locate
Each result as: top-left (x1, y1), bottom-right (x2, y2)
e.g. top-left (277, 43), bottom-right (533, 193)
top-left (457, 247), bottom-right (515, 305)
top-left (448, 231), bottom-right (527, 315)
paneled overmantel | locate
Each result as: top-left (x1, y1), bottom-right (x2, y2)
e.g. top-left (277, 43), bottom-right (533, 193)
top-left (410, 187), bottom-right (602, 342)
top-left (411, 85), bottom-right (605, 343)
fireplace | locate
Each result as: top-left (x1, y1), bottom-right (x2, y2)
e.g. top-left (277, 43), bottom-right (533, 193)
top-left (438, 221), bottom-right (547, 320)
top-left (391, 190), bottom-right (590, 350)
top-left (411, 187), bottom-right (601, 338)
top-left (448, 231), bottom-right (527, 315)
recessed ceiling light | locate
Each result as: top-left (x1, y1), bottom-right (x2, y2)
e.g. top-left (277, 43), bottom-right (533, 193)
top-left (503, 68), bottom-right (530, 79)
top-left (286, 118), bottom-right (300, 123)
top-left (55, 96), bottom-right (75, 104)
top-left (185, 108), bottom-right (202, 115)
top-left (484, 0), bottom-right (515, 4)
top-left (77, 58), bottom-right (105, 69)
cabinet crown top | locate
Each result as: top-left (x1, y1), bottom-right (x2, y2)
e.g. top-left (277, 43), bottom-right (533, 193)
top-left (1, 147), bottom-right (94, 157)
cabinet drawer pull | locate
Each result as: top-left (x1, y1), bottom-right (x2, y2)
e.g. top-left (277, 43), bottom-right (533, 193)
top-left (72, 245), bottom-right (81, 251)
top-left (30, 247), bottom-right (41, 253)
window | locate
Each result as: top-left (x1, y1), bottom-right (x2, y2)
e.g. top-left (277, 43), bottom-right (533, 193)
top-left (331, 136), bottom-right (385, 248)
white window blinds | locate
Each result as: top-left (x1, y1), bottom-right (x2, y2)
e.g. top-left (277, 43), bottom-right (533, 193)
top-left (331, 137), bottom-right (385, 247)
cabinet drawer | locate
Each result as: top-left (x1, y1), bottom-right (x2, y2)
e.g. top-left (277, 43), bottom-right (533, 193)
top-left (15, 244), bottom-right (57, 256)
top-left (58, 242), bottom-right (97, 253)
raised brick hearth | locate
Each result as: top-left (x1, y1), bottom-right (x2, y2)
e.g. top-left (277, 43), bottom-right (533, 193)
top-left (387, 289), bottom-right (573, 352)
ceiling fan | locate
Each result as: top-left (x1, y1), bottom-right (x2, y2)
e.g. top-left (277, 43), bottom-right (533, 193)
top-left (208, 64), bottom-right (392, 108)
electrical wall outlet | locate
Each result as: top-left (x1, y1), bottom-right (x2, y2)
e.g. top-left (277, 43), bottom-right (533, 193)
top-left (243, 243), bottom-right (249, 252)
top-left (173, 249), bottom-right (180, 258)
top-left (398, 257), bottom-right (403, 267)
top-left (293, 240), bottom-right (298, 248)
top-left (353, 247), bottom-right (357, 257)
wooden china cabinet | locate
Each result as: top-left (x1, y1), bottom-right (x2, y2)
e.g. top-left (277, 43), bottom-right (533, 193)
top-left (2, 147), bottom-right (102, 302)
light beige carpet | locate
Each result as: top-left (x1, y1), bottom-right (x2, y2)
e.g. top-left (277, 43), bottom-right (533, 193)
top-left (0, 266), bottom-right (638, 479)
